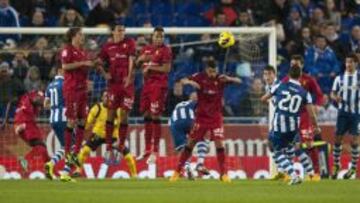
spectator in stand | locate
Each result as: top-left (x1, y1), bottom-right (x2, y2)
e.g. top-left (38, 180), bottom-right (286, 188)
top-left (58, 6), bottom-right (84, 27)
top-left (29, 10), bottom-right (48, 27)
top-left (343, 25), bottom-right (360, 54)
top-left (304, 35), bottom-right (340, 93)
top-left (0, 0), bottom-right (20, 43)
top-left (285, 6), bottom-right (305, 41)
top-left (239, 78), bottom-right (268, 117)
top-left (265, 0), bottom-right (291, 24)
top-left (308, 7), bottom-right (326, 35)
top-left (211, 9), bottom-right (228, 27)
top-left (24, 66), bottom-right (43, 92)
top-left (12, 51), bottom-right (29, 81)
top-left (85, 0), bottom-right (115, 27)
top-left (318, 94), bottom-right (337, 124)
top-left (323, 22), bottom-right (345, 60)
top-left (293, 26), bottom-right (313, 55)
top-left (28, 37), bottom-right (48, 65)
top-left (231, 8), bottom-right (254, 27)
top-left (323, 0), bottom-right (341, 31)
top-left (204, 0), bottom-right (238, 26)
top-left (292, 0), bottom-right (316, 21)
top-left (0, 61), bottom-right (25, 128)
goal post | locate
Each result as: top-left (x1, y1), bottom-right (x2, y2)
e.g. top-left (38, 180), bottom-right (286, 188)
top-left (0, 26), bottom-right (277, 179)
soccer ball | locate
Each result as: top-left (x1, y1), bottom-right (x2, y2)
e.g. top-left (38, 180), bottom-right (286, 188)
top-left (218, 31), bottom-right (235, 48)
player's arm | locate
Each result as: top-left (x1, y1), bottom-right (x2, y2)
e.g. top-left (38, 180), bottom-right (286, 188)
top-left (309, 76), bottom-right (324, 106)
top-left (261, 83), bottom-right (280, 102)
top-left (85, 105), bottom-right (98, 131)
top-left (219, 74), bottom-right (241, 84)
top-left (330, 76), bottom-right (342, 103)
top-left (145, 62), bottom-right (171, 73)
top-left (62, 60), bottom-right (94, 71)
top-left (124, 55), bottom-right (135, 87)
top-left (306, 103), bottom-right (321, 134)
top-left (180, 78), bottom-right (201, 89)
top-left (135, 50), bottom-right (151, 67)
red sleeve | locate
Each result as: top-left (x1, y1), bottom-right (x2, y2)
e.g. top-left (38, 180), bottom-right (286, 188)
top-left (161, 46), bottom-right (172, 64)
top-left (128, 38), bottom-right (136, 56)
top-left (308, 76), bottom-right (324, 106)
top-left (189, 73), bottom-right (201, 84)
top-left (98, 44), bottom-right (109, 62)
top-left (60, 47), bottom-right (72, 64)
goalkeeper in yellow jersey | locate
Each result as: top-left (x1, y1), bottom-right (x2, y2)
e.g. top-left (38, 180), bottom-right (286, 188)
top-left (75, 92), bottom-right (137, 177)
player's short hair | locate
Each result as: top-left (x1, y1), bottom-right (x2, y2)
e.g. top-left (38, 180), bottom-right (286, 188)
top-left (289, 65), bottom-right (302, 79)
top-left (291, 55), bottom-right (304, 65)
top-left (346, 53), bottom-right (358, 63)
top-left (111, 23), bottom-right (125, 31)
top-left (264, 65), bottom-right (276, 74)
top-left (65, 27), bottom-right (81, 43)
top-left (206, 59), bottom-right (217, 69)
top-left (154, 26), bottom-right (164, 33)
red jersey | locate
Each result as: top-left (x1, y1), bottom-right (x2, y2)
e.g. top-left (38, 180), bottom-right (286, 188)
top-left (190, 73), bottom-right (226, 127)
top-left (99, 38), bottom-right (136, 85)
top-left (141, 44), bottom-right (172, 86)
top-left (60, 44), bottom-right (89, 91)
top-left (14, 91), bottom-right (43, 123)
top-left (283, 73), bottom-right (324, 105)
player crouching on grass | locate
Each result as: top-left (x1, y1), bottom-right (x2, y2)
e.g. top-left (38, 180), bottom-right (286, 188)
top-left (170, 59), bottom-right (241, 183)
top-left (73, 91), bottom-right (137, 178)
top-left (169, 91), bottom-right (210, 180)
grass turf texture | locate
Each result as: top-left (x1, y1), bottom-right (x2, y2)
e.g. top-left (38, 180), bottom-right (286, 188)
top-left (0, 179), bottom-right (359, 203)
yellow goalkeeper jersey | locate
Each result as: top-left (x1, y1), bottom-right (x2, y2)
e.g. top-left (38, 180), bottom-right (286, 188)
top-left (85, 102), bottom-right (121, 138)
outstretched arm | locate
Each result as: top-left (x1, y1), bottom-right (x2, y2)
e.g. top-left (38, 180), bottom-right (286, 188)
top-left (219, 74), bottom-right (241, 84)
top-left (180, 78), bottom-right (200, 89)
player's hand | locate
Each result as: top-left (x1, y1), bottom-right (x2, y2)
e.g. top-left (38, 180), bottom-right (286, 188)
top-left (143, 66), bottom-right (150, 76)
top-left (334, 95), bottom-right (342, 103)
top-left (15, 123), bottom-right (26, 135)
top-left (138, 54), bottom-right (151, 62)
top-left (124, 77), bottom-right (132, 87)
top-left (313, 126), bottom-right (321, 135)
top-left (82, 60), bottom-right (94, 67)
top-left (104, 73), bottom-right (112, 81)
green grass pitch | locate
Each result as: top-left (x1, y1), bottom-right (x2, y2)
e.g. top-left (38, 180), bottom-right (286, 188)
top-left (0, 179), bottom-right (359, 203)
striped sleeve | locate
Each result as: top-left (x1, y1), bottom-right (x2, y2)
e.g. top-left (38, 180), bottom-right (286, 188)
top-left (270, 83), bottom-right (281, 95)
top-left (332, 76), bottom-right (341, 93)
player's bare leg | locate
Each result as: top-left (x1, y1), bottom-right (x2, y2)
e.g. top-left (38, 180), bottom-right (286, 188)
top-left (214, 139), bottom-right (230, 183)
top-left (344, 136), bottom-right (359, 179)
top-left (170, 139), bottom-right (197, 182)
top-left (332, 135), bottom-right (343, 179)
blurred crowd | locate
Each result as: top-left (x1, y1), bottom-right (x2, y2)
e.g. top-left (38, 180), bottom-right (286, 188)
top-left (2, 0), bottom-right (359, 122)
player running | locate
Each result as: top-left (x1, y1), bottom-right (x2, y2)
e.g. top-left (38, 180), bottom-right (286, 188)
top-left (331, 53), bottom-right (360, 179)
top-left (74, 91), bottom-right (137, 177)
top-left (97, 24), bottom-right (137, 163)
top-left (44, 68), bottom-right (67, 180)
top-left (60, 27), bottom-right (95, 181)
top-left (263, 65), bottom-right (321, 185)
top-left (136, 26), bottom-right (172, 162)
top-left (14, 90), bottom-right (49, 170)
top-left (169, 92), bottom-right (210, 179)
top-left (170, 59), bottom-right (241, 182)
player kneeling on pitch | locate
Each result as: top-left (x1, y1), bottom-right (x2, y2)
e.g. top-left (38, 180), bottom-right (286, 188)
top-left (74, 91), bottom-right (137, 178)
top-left (262, 65), bottom-right (321, 185)
top-left (169, 91), bottom-right (210, 180)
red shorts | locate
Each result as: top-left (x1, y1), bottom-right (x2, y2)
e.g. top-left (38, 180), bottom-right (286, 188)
top-left (107, 84), bottom-right (134, 111)
top-left (140, 85), bottom-right (167, 116)
top-left (63, 88), bottom-right (88, 120)
top-left (15, 122), bottom-right (42, 142)
top-left (189, 122), bottom-right (224, 142)
top-left (299, 111), bottom-right (314, 142)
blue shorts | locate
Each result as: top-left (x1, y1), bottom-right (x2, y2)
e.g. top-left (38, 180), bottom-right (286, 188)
top-left (51, 122), bottom-right (66, 147)
top-left (335, 112), bottom-right (360, 136)
top-left (170, 123), bottom-right (189, 152)
top-left (269, 131), bottom-right (297, 150)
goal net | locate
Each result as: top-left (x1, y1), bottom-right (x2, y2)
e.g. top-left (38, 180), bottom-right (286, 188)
top-left (0, 27), bottom-right (276, 179)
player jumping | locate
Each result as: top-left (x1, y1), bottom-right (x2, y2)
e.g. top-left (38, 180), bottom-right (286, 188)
top-left (136, 26), bottom-right (172, 162)
top-left (331, 53), bottom-right (360, 179)
top-left (262, 65), bottom-right (321, 185)
top-left (97, 24), bottom-right (137, 163)
top-left (170, 59), bottom-right (241, 182)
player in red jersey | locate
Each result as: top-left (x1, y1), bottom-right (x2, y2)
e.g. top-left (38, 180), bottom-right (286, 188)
top-left (283, 55), bottom-right (324, 176)
top-left (60, 27), bottom-right (95, 181)
top-left (170, 59), bottom-right (241, 182)
top-left (136, 27), bottom-right (172, 162)
top-left (96, 24), bottom-right (137, 163)
top-left (14, 90), bottom-right (49, 169)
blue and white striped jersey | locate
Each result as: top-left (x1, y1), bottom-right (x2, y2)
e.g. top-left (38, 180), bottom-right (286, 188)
top-left (169, 100), bottom-right (196, 130)
top-left (271, 79), bottom-right (312, 133)
top-left (332, 71), bottom-right (360, 114)
top-left (265, 78), bottom-right (280, 104)
top-left (45, 76), bottom-right (66, 123)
